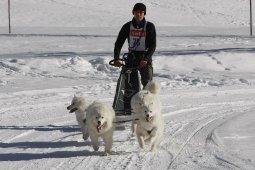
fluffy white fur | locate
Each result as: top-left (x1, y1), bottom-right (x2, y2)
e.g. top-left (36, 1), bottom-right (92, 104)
top-left (86, 101), bottom-right (115, 156)
top-left (131, 81), bottom-right (164, 152)
top-left (67, 95), bottom-right (89, 141)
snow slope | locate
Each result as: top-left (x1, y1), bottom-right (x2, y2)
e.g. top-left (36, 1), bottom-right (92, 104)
top-left (0, 0), bottom-right (250, 28)
top-left (0, 0), bottom-right (255, 170)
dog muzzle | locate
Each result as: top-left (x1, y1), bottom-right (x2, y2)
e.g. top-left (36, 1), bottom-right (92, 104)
top-left (145, 116), bottom-right (153, 122)
top-left (96, 122), bottom-right (106, 133)
top-left (68, 108), bottom-right (78, 113)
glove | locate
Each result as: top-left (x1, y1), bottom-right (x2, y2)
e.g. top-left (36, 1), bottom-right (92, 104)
top-left (139, 59), bottom-right (148, 68)
top-left (113, 60), bottom-right (123, 67)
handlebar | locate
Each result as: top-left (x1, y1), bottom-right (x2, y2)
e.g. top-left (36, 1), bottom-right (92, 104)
top-left (109, 53), bottom-right (141, 70)
top-left (109, 58), bottom-right (125, 66)
top-left (108, 53), bottom-right (129, 66)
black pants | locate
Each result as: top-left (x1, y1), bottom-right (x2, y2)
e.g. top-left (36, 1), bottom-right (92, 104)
top-left (123, 53), bottom-right (153, 112)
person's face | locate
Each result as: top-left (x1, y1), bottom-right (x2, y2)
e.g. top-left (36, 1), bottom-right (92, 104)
top-left (133, 10), bottom-right (145, 22)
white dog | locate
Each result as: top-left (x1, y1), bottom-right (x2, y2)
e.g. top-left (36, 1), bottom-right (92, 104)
top-left (67, 95), bottom-right (89, 141)
top-left (86, 101), bottom-right (115, 156)
top-left (131, 81), bottom-right (164, 152)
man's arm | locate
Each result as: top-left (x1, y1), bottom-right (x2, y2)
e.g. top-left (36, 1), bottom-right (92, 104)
top-left (145, 22), bottom-right (156, 64)
top-left (114, 22), bottom-right (130, 60)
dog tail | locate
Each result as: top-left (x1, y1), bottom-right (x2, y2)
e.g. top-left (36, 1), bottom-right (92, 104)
top-left (144, 81), bottom-right (160, 94)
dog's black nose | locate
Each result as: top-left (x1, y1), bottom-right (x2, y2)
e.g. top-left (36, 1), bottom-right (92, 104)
top-left (67, 106), bottom-right (70, 110)
top-left (98, 121), bottom-right (101, 125)
top-left (146, 114), bottom-right (150, 117)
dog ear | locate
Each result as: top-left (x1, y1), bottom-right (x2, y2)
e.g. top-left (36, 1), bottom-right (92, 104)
top-left (145, 81), bottom-right (160, 94)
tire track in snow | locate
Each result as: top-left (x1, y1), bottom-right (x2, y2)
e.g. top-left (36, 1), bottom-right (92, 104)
top-left (167, 106), bottom-right (254, 169)
top-left (159, 93), bottom-right (255, 168)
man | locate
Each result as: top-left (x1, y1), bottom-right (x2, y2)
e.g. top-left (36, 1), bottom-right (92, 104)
top-left (113, 3), bottom-right (156, 113)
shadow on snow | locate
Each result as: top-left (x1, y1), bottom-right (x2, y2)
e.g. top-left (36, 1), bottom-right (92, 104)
top-left (0, 124), bottom-right (80, 133)
top-left (1, 47), bottom-right (254, 59)
top-left (157, 47), bottom-right (255, 56)
top-left (0, 150), bottom-right (100, 161)
top-left (0, 140), bottom-right (88, 149)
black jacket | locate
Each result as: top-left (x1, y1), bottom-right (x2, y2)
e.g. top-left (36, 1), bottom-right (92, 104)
top-left (114, 18), bottom-right (156, 63)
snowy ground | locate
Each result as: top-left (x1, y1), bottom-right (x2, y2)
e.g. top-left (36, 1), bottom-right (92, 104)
top-left (1, 0), bottom-right (255, 170)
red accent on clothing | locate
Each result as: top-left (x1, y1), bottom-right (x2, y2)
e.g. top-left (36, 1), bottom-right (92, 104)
top-left (130, 29), bottom-right (146, 37)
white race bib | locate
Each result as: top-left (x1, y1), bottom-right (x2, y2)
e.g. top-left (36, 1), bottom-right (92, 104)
top-left (129, 22), bottom-right (147, 51)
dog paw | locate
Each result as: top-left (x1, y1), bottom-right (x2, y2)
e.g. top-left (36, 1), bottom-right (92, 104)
top-left (93, 146), bottom-right (99, 151)
top-left (139, 144), bottom-right (145, 149)
top-left (83, 133), bottom-right (89, 140)
top-left (131, 132), bottom-right (136, 137)
top-left (103, 151), bottom-right (110, 156)
top-left (150, 147), bottom-right (157, 153)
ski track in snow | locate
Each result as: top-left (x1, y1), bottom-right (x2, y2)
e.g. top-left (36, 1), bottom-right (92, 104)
top-left (1, 79), bottom-right (255, 169)
top-left (0, 49), bottom-right (255, 169)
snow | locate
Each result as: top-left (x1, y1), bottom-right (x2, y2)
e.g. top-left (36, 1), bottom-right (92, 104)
top-left (0, 0), bottom-right (255, 169)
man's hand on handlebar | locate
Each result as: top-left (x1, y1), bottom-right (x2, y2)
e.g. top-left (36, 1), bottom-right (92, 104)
top-left (113, 60), bottom-right (123, 67)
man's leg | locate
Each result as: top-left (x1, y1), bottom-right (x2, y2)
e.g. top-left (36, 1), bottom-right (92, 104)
top-left (139, 65), bottom-right (153, 88)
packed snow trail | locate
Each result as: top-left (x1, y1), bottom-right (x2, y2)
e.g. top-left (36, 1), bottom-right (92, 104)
top-left (1, 78), bottom-right (255, 169)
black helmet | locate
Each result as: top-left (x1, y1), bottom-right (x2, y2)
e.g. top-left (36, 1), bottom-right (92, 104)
top-left (132, 3), bottom-right (146, 15)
